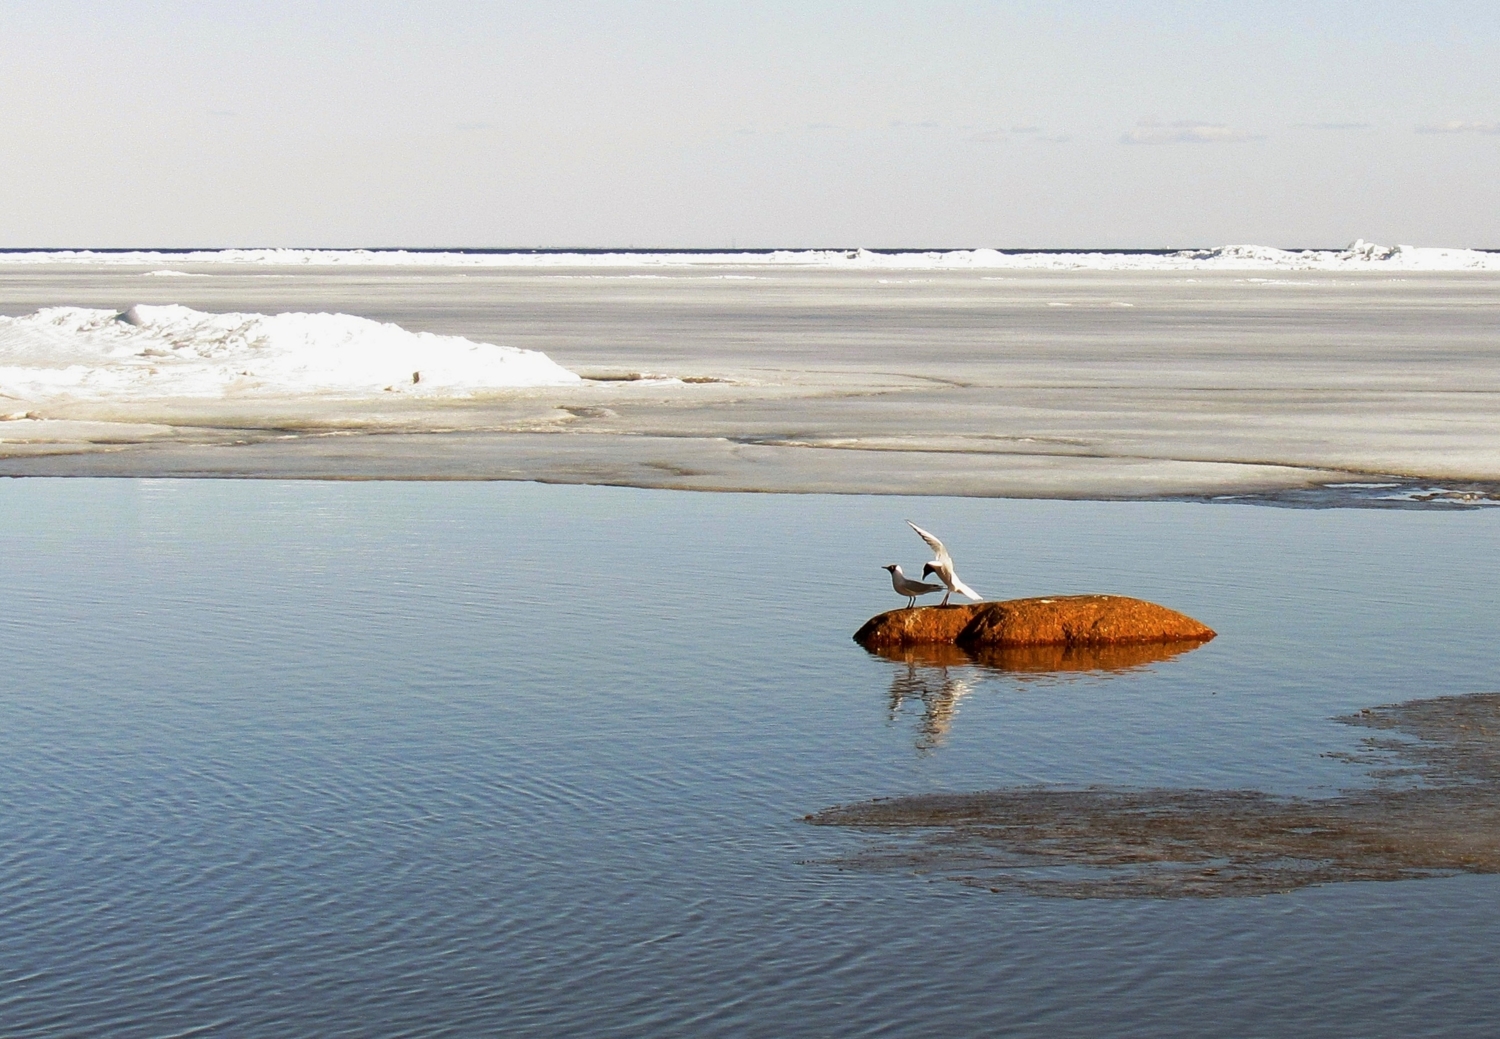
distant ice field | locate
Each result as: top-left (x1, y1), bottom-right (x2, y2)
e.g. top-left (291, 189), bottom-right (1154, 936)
top-left (0, 252), bottom-right (1497, 502)
top-left (1, 240), bottom-right (1498, 270)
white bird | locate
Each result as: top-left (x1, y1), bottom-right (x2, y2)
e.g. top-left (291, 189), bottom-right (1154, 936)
top-left (908, 521), bottom-right (982, 605)
top-left (882, 564), bottom-right (945, 608)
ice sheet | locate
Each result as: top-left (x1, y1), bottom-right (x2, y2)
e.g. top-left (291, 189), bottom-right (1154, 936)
top-left (1, 265), bottom-right (1496, 500)
top-left (0, 240), bottom-right (1496, 271)
top-left (0, 304), bottom-right (579, 404)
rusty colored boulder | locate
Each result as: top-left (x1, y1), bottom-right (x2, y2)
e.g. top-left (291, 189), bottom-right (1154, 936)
top-left (854, 594), bottom-right (1214, 650)
top-left (852, 603), bottom-right (979, 647)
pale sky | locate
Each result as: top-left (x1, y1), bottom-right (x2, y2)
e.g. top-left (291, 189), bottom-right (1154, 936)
top-left (4, 1), bottom-right (1499, 249)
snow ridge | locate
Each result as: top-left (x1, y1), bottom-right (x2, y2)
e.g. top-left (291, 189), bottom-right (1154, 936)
top-left (0, 305), bottom-right (580, 403)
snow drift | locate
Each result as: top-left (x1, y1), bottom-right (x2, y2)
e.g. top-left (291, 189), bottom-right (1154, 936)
top-left (0, 305), bottom-right (580, 403)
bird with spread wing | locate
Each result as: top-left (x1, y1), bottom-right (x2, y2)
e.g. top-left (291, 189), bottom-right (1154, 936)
top-left (907, 521), bottom-right (982, 605)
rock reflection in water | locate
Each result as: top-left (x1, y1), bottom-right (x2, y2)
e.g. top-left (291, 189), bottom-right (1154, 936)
top-left (811, 693), bottom-right (1500, 898)
top-left (969, 640), bottom-right (1206, 674)
top-left (873, 640), bottom-right (1207, 751)
top-left (884, 648), bottom-right (976, 751)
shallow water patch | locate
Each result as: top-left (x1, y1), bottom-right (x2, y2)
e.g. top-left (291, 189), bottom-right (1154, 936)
top-left (809, 692), bottom-right (1500, 897)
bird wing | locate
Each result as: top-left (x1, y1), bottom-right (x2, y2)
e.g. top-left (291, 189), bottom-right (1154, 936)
top-left (895, 572), bottom-right (945, 596)
top-left (907, 521), bottom-right (952, 568)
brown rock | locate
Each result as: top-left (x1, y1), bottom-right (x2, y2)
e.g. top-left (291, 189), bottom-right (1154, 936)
top-left (852, 604), bottom-right (981, 648)
top-left (959, 594), bottom-right (1215, 647)
top-left (854, 594), bottom-right (1214, 650)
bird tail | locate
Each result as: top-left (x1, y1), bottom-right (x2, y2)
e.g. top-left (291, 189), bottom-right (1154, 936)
top-left (952, 578), bottom-right (982, 601)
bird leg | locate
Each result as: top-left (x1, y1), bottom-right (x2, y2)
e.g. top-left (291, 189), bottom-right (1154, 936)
top-left (941, 591), bottom-right (951, 606)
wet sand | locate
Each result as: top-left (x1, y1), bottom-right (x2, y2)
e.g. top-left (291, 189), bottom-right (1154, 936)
top-left (808, 692), bottom-right (1500, 897)
top-left (3, 263), bottom-right (1499, 501)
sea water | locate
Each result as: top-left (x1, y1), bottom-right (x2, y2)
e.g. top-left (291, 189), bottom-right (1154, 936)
top-left (1, 479), bottom-right (1497, 1037)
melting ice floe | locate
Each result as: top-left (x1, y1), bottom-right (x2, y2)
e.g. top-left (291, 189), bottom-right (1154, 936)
top-left (0, 240), bottom-right (1496, 270)
top-left (0, 305), bottom-right (580, 403)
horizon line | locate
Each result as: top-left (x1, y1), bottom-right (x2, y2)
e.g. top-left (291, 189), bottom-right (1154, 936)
top-left (4, 244), bottom-right (1496, 255)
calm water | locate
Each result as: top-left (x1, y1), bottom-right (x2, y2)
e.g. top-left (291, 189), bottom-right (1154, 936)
top-left (2, 480), bottom-right (1498, 1037)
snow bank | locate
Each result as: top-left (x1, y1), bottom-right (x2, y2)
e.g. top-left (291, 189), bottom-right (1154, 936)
top-left (1165, 240), bottom-right (1498, 270)
top-left (0, 305), bottom-right (579, 403)
top-left (0, 241), bottom-right (1496, 271)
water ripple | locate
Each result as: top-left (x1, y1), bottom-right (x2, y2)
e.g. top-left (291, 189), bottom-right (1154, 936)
top-left (1, 481), bottom-right (1498, 1036)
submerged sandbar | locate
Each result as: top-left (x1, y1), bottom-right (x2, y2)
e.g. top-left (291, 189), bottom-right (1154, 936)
top-left (808, 692), bottom-right (1500, 898)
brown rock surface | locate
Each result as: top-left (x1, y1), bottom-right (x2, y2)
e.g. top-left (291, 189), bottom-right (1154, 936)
top-left (958, 594), bottom-right (1215, 647)
top-left (854, 595), bottom-right (1214, 650)
top-left (852, 604), bottom-right (980, 648)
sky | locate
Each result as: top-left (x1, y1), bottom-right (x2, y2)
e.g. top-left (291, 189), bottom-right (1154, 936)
top-left (3, 1), bottom-right (1499, 249)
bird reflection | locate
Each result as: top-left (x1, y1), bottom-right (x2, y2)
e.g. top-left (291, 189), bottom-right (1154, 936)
top-left (872, 640), bottom-right (1209, 750)
top-left (886, 650), bottom-right (975, 751)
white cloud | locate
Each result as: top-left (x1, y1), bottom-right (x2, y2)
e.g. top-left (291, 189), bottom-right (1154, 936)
top-left (1292, 121), bottom-right (1372, 130)
top-left (1122, 120), bottom-right (1260, 145)
top-left (1415, 121), bottom-right (1500, 135)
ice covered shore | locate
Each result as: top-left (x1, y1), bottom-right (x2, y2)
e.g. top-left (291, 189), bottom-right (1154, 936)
top-left (1, 240), bottom-right (1496, 271)
top-left (0, 305), bottom-right (579, 404)
top-left (1, 263), bottom-right (1497, 503)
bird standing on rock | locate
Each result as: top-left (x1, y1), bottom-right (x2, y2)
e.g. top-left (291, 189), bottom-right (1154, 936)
top-left (882, 564), bottom-right (945, 608)
top-left (908, 521), bottom-right (982, 605)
